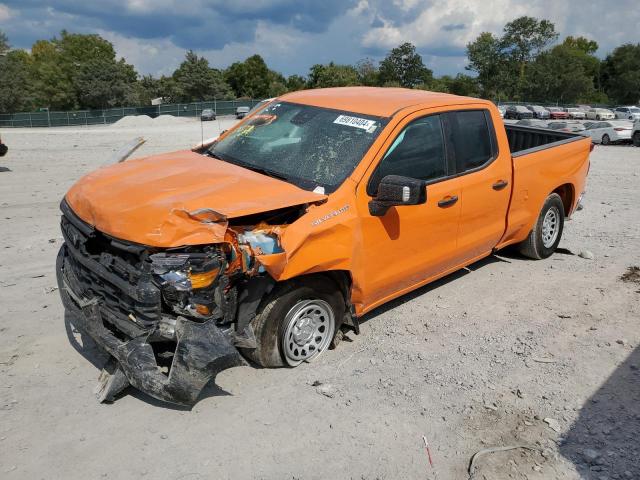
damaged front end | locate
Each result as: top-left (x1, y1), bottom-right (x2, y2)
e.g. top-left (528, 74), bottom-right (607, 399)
top-left (56, 199), bottom-right (286, 406)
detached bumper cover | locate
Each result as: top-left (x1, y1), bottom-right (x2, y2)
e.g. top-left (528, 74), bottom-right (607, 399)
top-left (57, 246), bottom-right (245, 405)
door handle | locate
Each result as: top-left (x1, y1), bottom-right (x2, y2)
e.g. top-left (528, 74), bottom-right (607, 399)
top-left (492, 180), bottom-right (509, 191)
top-left (437, 196), bottom-right (458, 208)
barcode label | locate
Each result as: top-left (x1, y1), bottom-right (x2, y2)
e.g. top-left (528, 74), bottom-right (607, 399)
top-left (334, 115), bottom-right (377, 131)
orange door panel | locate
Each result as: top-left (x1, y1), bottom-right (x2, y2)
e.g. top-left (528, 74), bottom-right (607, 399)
top-left (445, 109), bottom-right (512, 263)
top-left (352, 108), bottom-right (465, 309)
top-left (456, 158), bottom-right (511, 261)
top-left (356, 178), bottom-right (462, 306)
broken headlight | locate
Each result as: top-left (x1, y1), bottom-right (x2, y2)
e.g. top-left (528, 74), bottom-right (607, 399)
top-left (150, 251), bottom-right (223, 320)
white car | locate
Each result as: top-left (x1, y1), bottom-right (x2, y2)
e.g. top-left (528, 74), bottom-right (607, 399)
top-left (582, 121), bottom-right (634, 145)
top-left (564, 107), bottom-right (586, 120)
top-left (586, 108), bottom-right (615, 120)
top-left (614, 106), bottom-right (640, 121)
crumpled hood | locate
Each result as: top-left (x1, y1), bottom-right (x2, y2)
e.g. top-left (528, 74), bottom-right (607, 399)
top-left (65, 150), bottom-right (326, 247)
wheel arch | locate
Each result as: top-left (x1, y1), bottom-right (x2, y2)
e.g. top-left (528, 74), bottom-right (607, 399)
top-left (552, 183), bottom-right (575, 217)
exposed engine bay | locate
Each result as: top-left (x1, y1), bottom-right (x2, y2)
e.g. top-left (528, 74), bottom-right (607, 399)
top-left (56, 199), bottom-right (308, 405)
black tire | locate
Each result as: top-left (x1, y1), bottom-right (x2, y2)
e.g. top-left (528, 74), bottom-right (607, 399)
top-left (602, 134), bottom-right (610, 145)
top-left (596, 115), bottom-right (601, 120)
top-left (633, 132), bottom-right (640, 147)
top-left (518, 193), bottom-right (565, 260)
top-left (241, 277), bottom-right (344, 368)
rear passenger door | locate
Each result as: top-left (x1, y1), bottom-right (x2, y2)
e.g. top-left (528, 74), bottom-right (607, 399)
top-left (443, 110), bottom-right (512, 262)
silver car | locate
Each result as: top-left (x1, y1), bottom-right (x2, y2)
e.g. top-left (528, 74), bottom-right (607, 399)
top-left (526, 105), bottom-right (550, 119)
top-left (614, 106), bottom-right (640, 121)
top-left (547, 121), bottom-right (586, 133)
top-left (586, 108), bottom-right (615, 120)
top-left (564, 107), bottom-right (586, 120)
top-left (583, 121), bottom-right (633, 144)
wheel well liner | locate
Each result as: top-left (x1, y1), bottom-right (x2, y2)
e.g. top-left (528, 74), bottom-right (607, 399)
top-left (552, 183), bottom-right (574, 216)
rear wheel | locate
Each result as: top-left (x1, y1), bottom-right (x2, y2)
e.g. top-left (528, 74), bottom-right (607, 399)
top-left (242, 277), bottom-right (343, 368)
top-left (518, 193), bottom-right (565, 260)
top-left (602, 134), bottom-right (611, 145)
top-left (633, 132), bottom-right (640, 147)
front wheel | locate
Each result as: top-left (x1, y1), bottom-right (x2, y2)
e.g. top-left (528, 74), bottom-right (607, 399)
top-left (518, 193), bottom-right (565, 260)
top-left (601, 134), bottom-right (611, 145)
top-left (242, 277), bottom-right (343, 368)
top-left (633, 132), bottom-right (640, 147)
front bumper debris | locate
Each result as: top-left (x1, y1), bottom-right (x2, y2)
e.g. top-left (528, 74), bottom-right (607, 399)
top-left (57, 246), bottom-right (245, 406)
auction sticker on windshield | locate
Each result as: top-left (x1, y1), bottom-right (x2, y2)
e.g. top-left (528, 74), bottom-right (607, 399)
top-left (334, 115), bottom-right (377, 132)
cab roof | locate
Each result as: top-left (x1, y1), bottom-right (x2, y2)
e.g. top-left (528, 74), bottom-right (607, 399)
top-left (279, 87), bottom-right (490, 118)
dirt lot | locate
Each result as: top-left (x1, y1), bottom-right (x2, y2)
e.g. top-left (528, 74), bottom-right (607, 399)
top-left (1, 117), bottom-right (638, 480)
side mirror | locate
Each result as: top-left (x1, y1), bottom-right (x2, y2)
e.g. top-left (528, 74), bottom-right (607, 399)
top-left (368, 175), bottom-right (427, 217)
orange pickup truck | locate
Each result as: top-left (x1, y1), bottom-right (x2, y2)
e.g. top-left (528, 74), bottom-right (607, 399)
top-left (56, 87), bottom-right (591, 405)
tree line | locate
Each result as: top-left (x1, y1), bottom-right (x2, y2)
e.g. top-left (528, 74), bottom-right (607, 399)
top-left (0, 17), bottom-right (639, 114)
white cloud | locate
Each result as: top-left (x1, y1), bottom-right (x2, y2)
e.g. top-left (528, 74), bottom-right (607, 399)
top-left (0, 3), bottom-right (14, 22)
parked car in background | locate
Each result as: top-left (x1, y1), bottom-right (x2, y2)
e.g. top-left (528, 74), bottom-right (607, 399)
top-left (236, 106), bottom-right (251, 119)
top-left (0, 134), bottom-right (7, 157)
top-left (526, 105), bottom-right (550, 119)
top-left (497, 105), bottom-right (506, 118)
top-left (634, 120), bottom-right (640, 147)
top-left (583, 121), bottom-right (633, 145)
top-left (614, 106), bottom-right (640, 121)
top-left (516, 119), bottom-right (549, 128)
top-left (586, 108), bottom-right (615, 120)
top-left (547, 107), bottom-right (569, 120)
top-left (200, 109), bottom-right (216, 121)
top-left (505, 105), bottom-right (533, 120)
top-left (564, 107), bottom-right (586, 120)
top-left (547, 121), bottom-right (586, 133)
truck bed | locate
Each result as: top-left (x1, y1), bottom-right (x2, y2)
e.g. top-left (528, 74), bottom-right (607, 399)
top-left (505, 124), bottom-right (584, 156)
top-left (498, 123), bottom-right (591, 249)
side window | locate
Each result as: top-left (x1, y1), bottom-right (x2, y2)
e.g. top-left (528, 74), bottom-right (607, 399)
top-left (447, 110), bottom-right (494, 172)
top-left (368, 115), bottom-right (446, 195)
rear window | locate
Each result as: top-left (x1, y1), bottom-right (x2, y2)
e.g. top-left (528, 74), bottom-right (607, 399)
top-left (446, 110), bottom-right (495, 171)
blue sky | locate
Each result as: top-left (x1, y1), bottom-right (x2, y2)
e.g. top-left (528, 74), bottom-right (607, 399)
top-left (1, 1), bottom-right (638, 78)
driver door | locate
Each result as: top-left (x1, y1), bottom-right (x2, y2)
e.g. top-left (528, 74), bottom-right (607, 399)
top-left (355, 112), bottom-right (462, 308)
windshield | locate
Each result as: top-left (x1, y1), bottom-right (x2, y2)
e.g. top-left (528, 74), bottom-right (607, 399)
top-left (209, 102), bottom-right (387, 192)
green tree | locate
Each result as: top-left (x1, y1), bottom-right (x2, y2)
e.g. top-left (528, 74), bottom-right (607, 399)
top-left (466, 17), bottom-right (558, 99)
top-left (524, 44), bottom-right (597, 103)
top-left (224, 54), bottom-right (274, 98)
top-left (307, 62), bottom-right (359, 88)
top-left (0, 30), bottom-right (9, 55)
top-left (602, 43), bottom-right (640, 105)
top-left (379, 42), bottom-right (433, 88)
top-left (466, 32), bottom-right (510, 98)
top-left (28, 31), bottom-right (140, 110)
top-left (501, 17), bottom-right (558, 65)
top-left (74, 58), bottom-right (138, 109)
top-left (285, 74), bottom-right (307, 92)
top-left (0, 50), bottom-right (33, 112)
top-left (173, 50), bottom-right (232, 101)
top-left (30, 39), bottom-right (76, 109)
top-left (355, 58), bottom-right (379, 86)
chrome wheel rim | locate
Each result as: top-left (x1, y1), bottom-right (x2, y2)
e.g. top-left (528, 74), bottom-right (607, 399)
top-left (542, 207), bottom-right (560, 248)
top-left (282, 299), bottom-right (335, 366)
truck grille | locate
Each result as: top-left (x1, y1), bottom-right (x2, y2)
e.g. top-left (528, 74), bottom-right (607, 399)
top-left (60, 203), bottom-right (161, 337)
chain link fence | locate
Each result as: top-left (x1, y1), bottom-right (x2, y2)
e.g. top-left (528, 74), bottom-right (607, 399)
top-left (0, 99), bottom-right (263, 128)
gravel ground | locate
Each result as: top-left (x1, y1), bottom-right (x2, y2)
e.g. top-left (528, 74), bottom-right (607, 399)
top-left (0, 117), bottom-right (638, 480)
